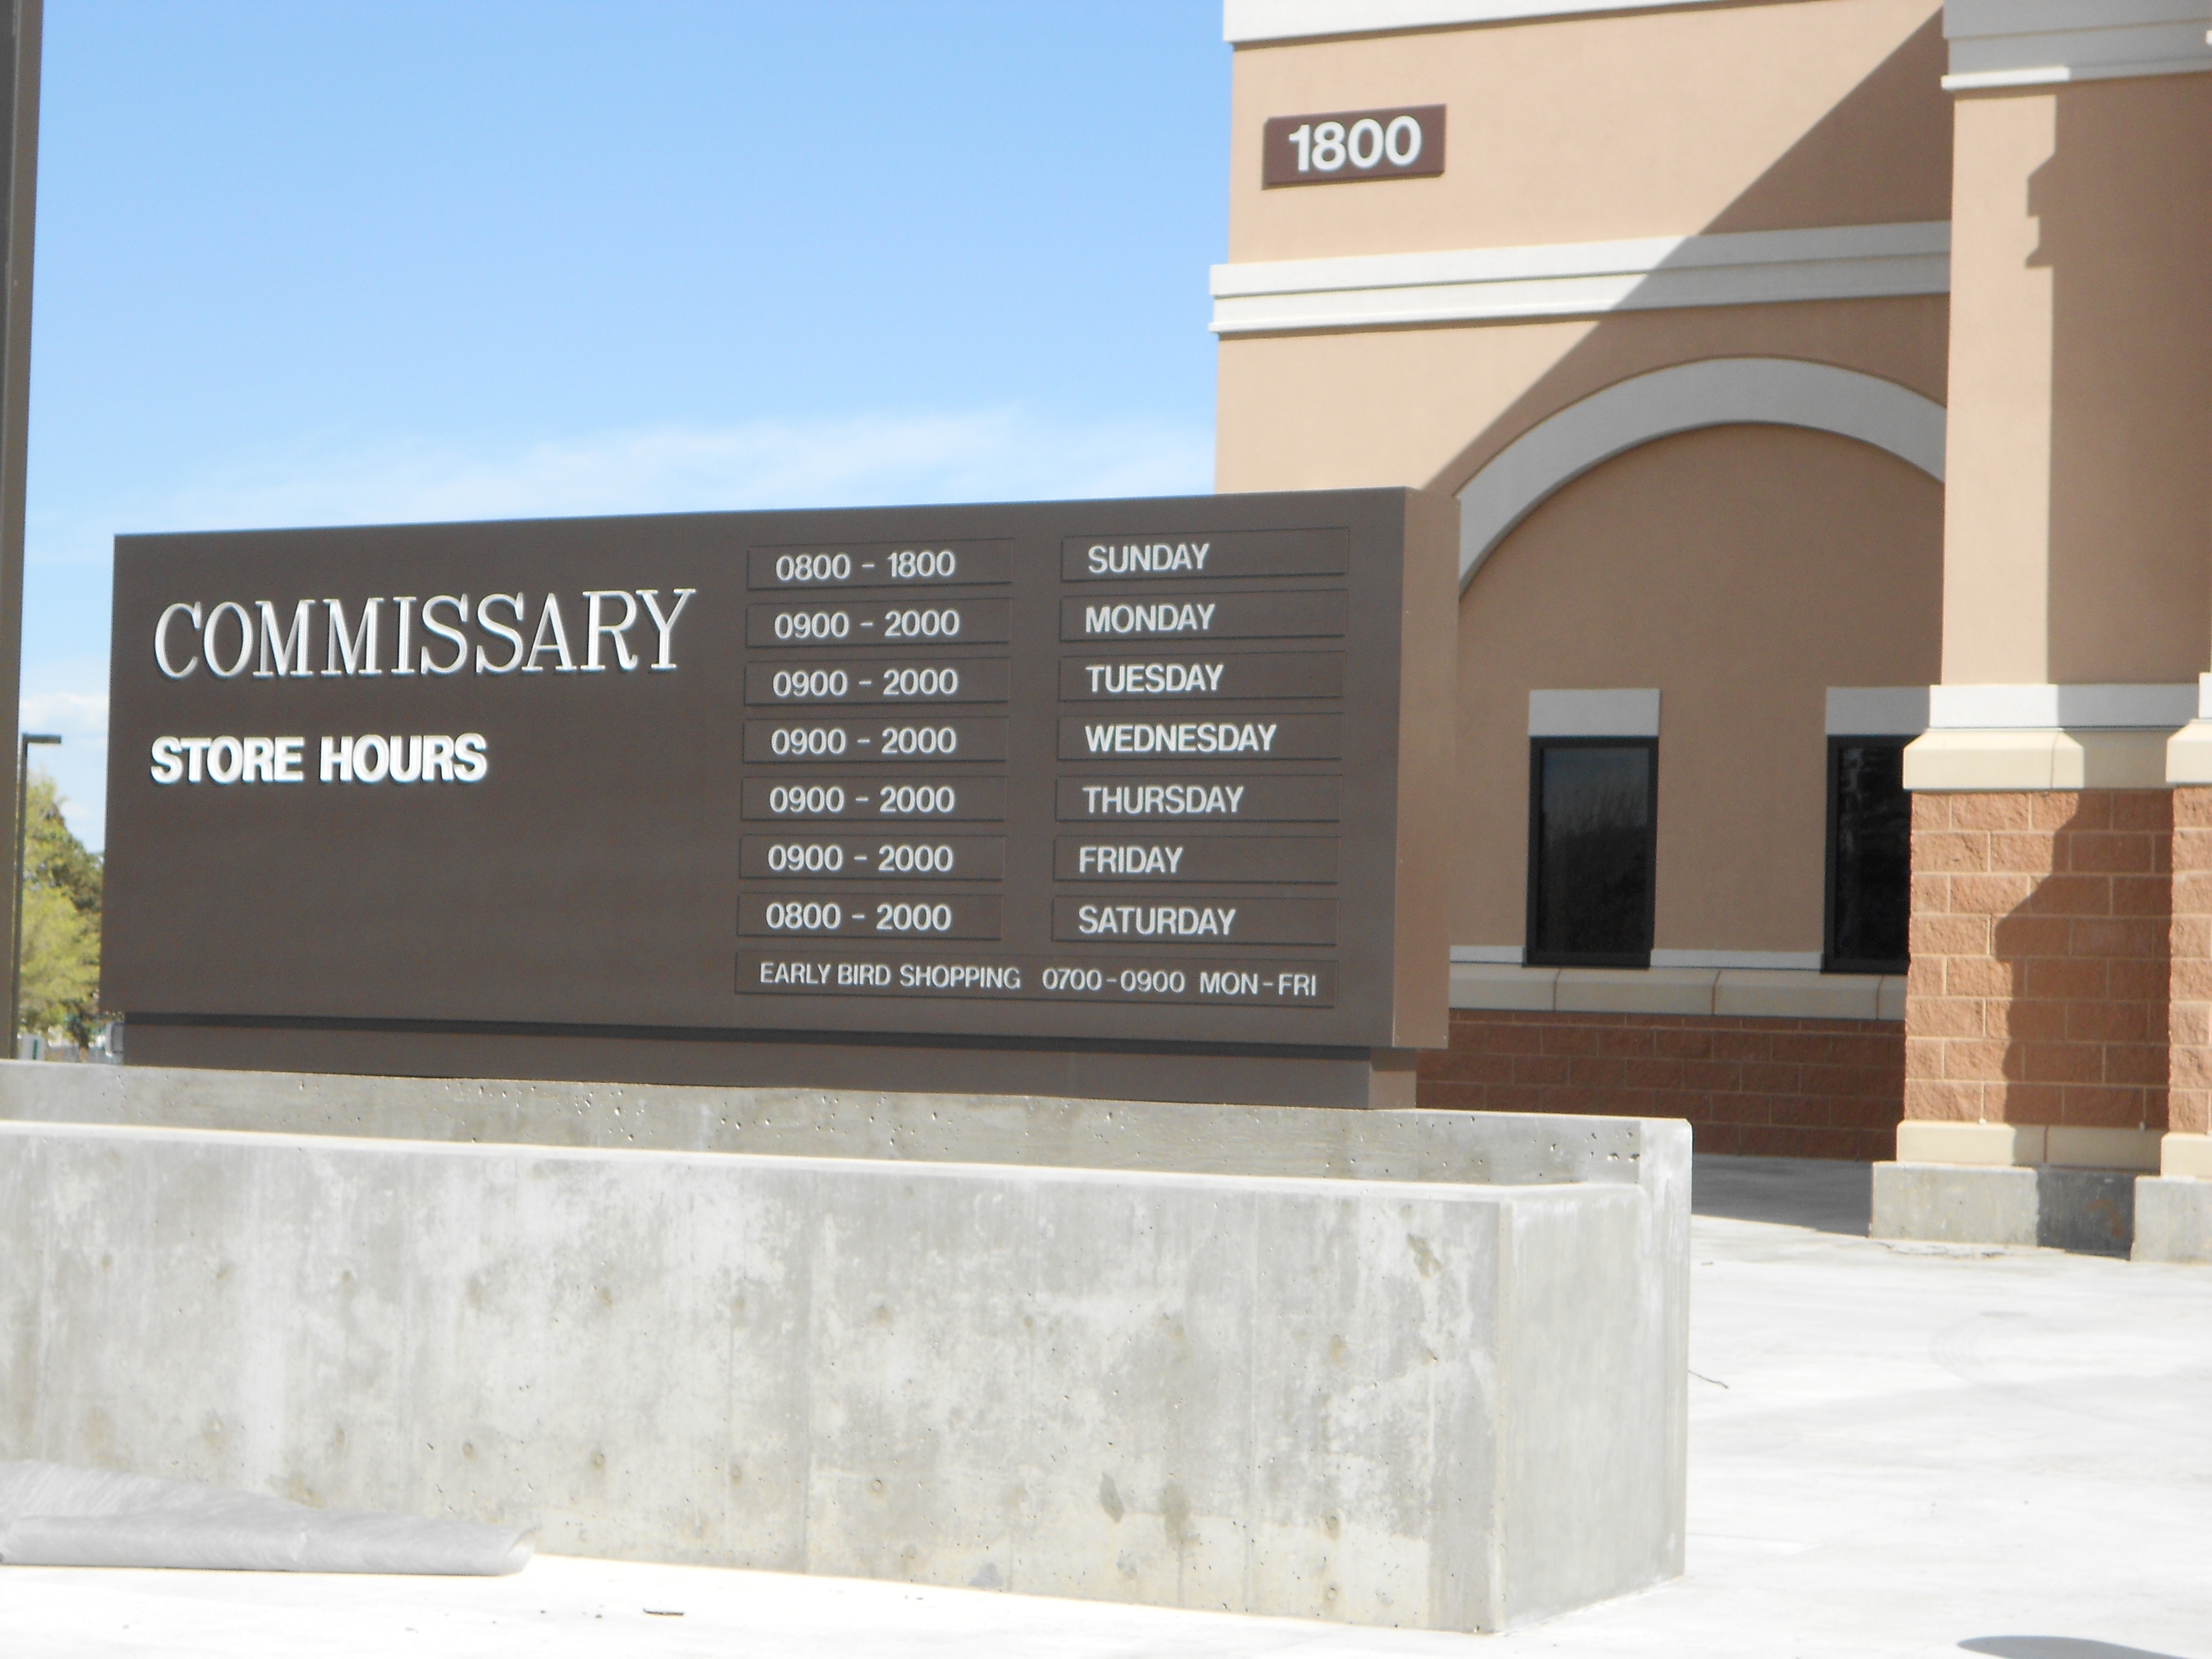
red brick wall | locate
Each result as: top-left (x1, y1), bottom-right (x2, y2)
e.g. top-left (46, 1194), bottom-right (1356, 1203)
top-left (2168, 786), bottom-right (2212, 1138)
top-left (1904, 789), bottom-right (2170, 1134)
top-left (1416, 1008), bottom-right (1905, 1161)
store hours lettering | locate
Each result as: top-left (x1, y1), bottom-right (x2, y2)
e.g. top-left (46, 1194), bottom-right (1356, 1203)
top-left (151, 733), bottom-right (489, 785)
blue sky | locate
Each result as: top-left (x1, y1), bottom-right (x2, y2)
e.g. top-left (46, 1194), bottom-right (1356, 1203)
top-left (22, 2), bottom-right (1231, 846)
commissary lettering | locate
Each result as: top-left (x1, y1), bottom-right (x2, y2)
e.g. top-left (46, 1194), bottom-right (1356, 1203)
top-left (1083, 602), bottom-right (1217, 636)
top-left (1080, 784), bottom-right (1248, 816)
top-left (1087, 541), bottom-right (1210, 575)
top-left (1076, 905), bottom-right (1239, 938)
top-left (1084, 662), bottom-right (1225, 695)
top-left (1083, 721), bottom-right (1277, 755)
top-left (152, 588), bottom-right (695, 680)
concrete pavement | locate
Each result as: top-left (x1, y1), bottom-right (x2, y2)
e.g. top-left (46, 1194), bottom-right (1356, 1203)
top-left (5, 1154), bottom-right (2208, 1658)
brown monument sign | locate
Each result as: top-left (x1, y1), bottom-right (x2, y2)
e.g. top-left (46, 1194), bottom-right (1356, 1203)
top-left (103, 490), bottom-right (1456, 1105)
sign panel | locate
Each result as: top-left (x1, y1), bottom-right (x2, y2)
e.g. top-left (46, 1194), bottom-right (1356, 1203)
top-left (102, 491), bottom-right (1455, 1093)
top-left (1262, 105), bottom-right (1445, 188)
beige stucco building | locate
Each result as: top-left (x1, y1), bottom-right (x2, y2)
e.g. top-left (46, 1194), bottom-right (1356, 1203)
top-left (1211, 0), bottom-right (2212, 1250)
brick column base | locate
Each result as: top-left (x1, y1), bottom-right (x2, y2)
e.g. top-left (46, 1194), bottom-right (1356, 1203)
top-left (2167, 788), bottom-right (2212, 1140)
top-left (1906, 790), bottom-right (2170, 1141)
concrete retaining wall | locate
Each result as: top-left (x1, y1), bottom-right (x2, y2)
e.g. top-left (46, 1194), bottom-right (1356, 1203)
top-left (0, 1064), bottom-right (1688, 1633)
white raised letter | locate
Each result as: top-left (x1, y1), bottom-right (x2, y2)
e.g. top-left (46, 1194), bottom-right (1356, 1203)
top-left (274, 737), bottom-right (304, 782)
top-left (155, 603), bottom-right (203, 678)
top-left (204, 603), bottom-right (254, 678)
top-left (323, 599), bottom-right (382, 676)
top-left (475, 593), bottom-right (525, 673)
top-left (320, 735), bottom-right (353, 782)
top-left (583, 590), bottom-right (641, 671)
top-left (420, 594), bottom-right (471, 674)
top-left (524, 594), bottom-right (576, 672)
top-left (254, 600), bottom-right (314, 678)
top-left (351, 734), bottom-right (389, 783)
top-left (391, 597), bottom-right (417, 675)
top-left (150, 737), bottom-right (184, 784)
top-left (638, 588), bottom-right (695, 671)
top-left (454, 733), bottom-right (488, 782)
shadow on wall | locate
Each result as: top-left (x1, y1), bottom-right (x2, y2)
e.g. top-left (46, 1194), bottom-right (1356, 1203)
top-left (1433, 10), bottom-right (1952, 508)
top-left (1689, 1152), bottom-right (1870, 1236)
top-left (1983, 794), bottom-right (2170, 1142)
top-left (2028, 79), bottom-right (2212, 684)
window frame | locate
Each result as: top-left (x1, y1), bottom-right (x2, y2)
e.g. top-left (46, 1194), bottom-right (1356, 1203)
top-left (1822, 733), bottom-right (1912, 976)
top-left (1524, 734), bottom-right (1660, 971)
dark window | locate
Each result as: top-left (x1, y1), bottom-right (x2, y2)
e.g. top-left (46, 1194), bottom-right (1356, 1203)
top-left (1526, 739), bottom-right (1657, 968)
top-left (1825, 738), bottom-right (1911, 973)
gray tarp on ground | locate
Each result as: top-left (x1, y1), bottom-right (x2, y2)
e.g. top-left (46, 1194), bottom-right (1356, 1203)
top-left (0, 1462), bottom-right (532, 1573)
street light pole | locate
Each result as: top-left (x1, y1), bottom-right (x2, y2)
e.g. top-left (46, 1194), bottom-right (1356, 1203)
top-left (10, 728), bottom-right (57, 1056)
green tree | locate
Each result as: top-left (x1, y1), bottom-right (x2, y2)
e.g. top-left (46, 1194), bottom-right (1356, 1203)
top-left (16, 771), bottom-right (103, 1045)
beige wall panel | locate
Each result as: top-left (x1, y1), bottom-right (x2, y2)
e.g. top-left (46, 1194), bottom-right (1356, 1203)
top-left (1226, 0), bottom-right (1947, 263)
top-left (1942, 78), bottom-right (2212, 685)
top-left (1215, 295), bottom-right (1948, 496)
top-left (1455, 424), bottom-right (1942, 953)
top-left (1938, 93), bottom-right (2053, 684)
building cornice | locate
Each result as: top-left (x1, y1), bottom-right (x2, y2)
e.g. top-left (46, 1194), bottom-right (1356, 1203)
top-left (1943, 0), bottom-right (2212, 92)
top-left (1224, 0), bottom-right (1749, 46)
top-left (1209, 222), bottom-right (1949, 334)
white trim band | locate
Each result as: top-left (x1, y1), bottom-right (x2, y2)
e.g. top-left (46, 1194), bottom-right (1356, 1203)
top-left (1224, 0), bottom-right (1742, 44)
top-left (1942, 0), bottom-right (2212, 91)
top-left (1827, 687), bottom-right (1931, 736)
top-left (1529, 688), bottom-right (1660, 737)
top-left (1648, 949), bottom-right (1824, 971)
top-left (1452, 947), bottom-right (1830, 971)
top-left (1927, 683), bottom-right (2196, 731)
top-left (1209, 223), bottom-right (1950, 334)
top-left (1451, 963), bottom-right (1906, 1021)
top-left (1457, 359), bottom-right (1947, 588)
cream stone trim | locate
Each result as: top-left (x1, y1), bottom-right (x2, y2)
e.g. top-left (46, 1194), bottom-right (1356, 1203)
top-left (1942, 0), bottom-right (2212, 92)
top-left (1896, 1120), bottom-right (2166, 1171)
top-left (2048, 1127), bottom-right (2163, 1172)
top-left (1906, 685), bottom-right (2195, 791)
top-left (1650, 949), bottom-right (1823, 971)
top-left (1223, 0), bottom-right (1742, 45)
top-left (1452, 944), bottom-right (1524, 964)
top-left (1897, 1120), bottom-right (2045, 1166)
top-left (1528, 687), bottom-right (1660, 737)
top-left (1903, 728), bottom-right (2175, 791)
top-left (1457, 359), bottom-right (1947, 587)
top-left (1449, 963), bottom-right (1901, 1021)
top-left (1208, 224), bottom-right (1951, 336)
top-left (2162, 1132), bottom-right (2212, 1180)
top-left (1928, 682), bottom-right (2196, 730)
top-left (1826, 686), bottom-right (1930, 736)
top-left (2164, 675), bottom-right (2212, 783)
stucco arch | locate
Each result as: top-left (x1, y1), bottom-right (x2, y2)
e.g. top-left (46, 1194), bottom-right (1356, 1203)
top-left (1455, 358), bottom-right (1947, 589)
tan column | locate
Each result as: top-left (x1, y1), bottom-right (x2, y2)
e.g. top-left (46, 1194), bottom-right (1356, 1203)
top-left (1895, 65), bottom-right (2212, 1207)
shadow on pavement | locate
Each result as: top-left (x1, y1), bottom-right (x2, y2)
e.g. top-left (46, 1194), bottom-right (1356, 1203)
top-left (1963, 1641), bottom-right (2192, 1659)
top-left (1692, 1153), bottom-right (1872, 1237)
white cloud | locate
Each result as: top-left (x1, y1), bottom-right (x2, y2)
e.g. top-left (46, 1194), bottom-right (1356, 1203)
top-left (17, 685), bottom-right (109, 853)
top-left (157, 407), bottom-right (1216, 534)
